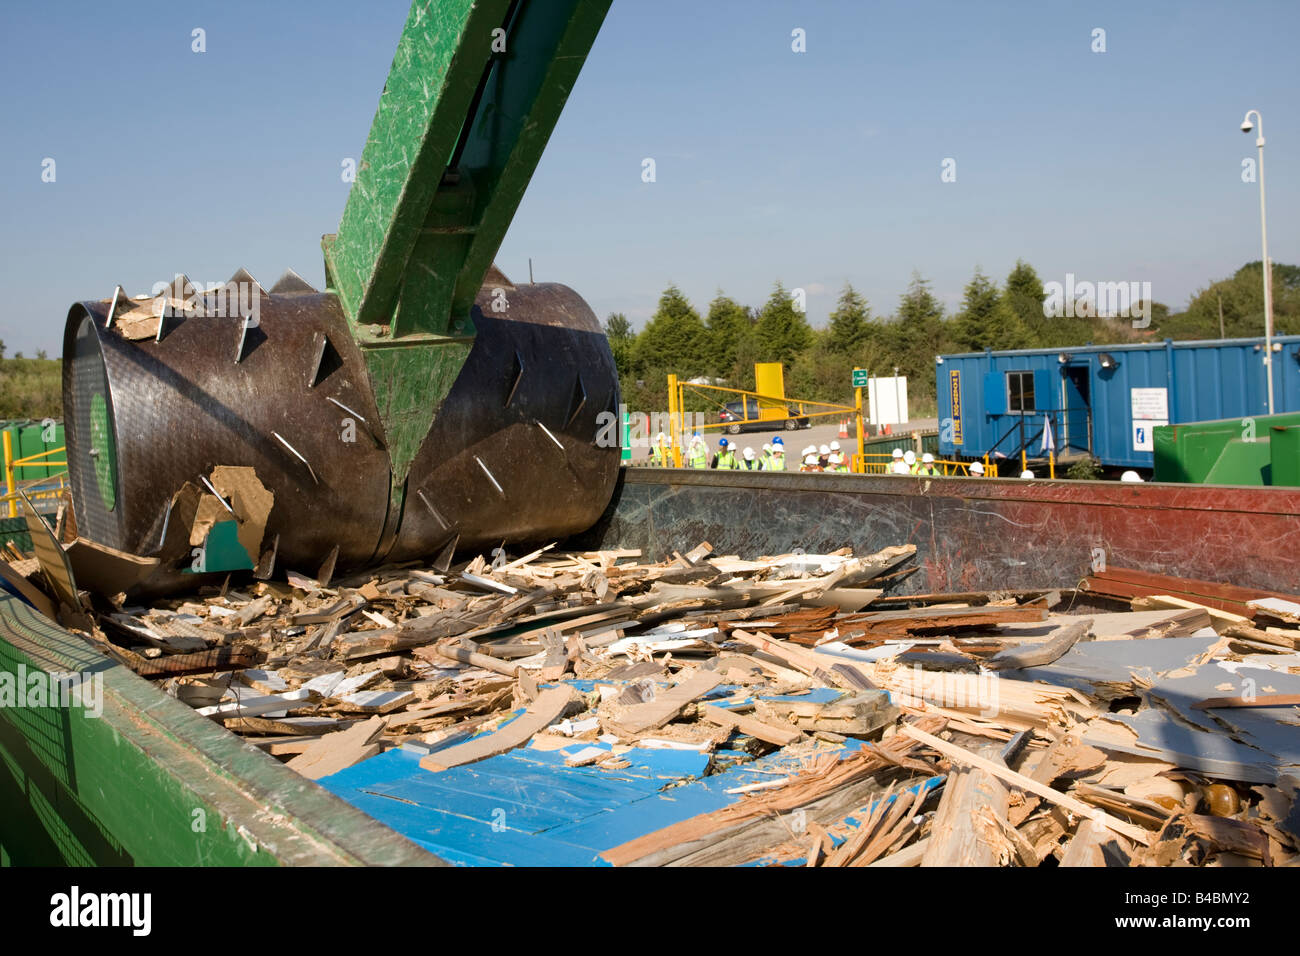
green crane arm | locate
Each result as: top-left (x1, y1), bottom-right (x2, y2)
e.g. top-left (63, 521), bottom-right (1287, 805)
top-left (322, 0), bottom-right (612, 484)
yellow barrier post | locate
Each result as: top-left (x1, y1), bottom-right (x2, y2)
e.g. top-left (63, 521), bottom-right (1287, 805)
top-left (667, 374), bottom-right (682, 468)
top-left (854, 369), bottom-right (866, 475)
top-left (3, 430), bottom-right (13, 518)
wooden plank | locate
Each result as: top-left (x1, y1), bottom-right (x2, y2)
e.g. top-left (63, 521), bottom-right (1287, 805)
top-left (986, 618), bottom-right (1092, 670)
top-left (0, 557), bottom-right (56, 619)
top-left (729, 628), bottom-right (872, 691)
top-left (1094, 566), bottom-right (1299, 607)
top-left (757, 691), bottom-right (898, 737)
top-left (608, 670), bottom-right (724, 736)
top-left (921, 746), bottom-right (1012, 866)
top-left (1059, 819), bottom-right (1130, 867)
top-left (286, 715), bottom-right (386, 780)
top-left (1131, 594), bottom-right (1250, 630)
top-left (418, 643), bottom-right (521, 678)
top-left (900, 724), bottom-right (1151, 845)
top-left (868, 836), bottom-right (930, 867)
top-left (1221, 622), bottom-right (1300, 650)
top-left (699, 704), bottom-right (802, 746)
top-left (849, 604), bottom-right (1048, 636)
top-left (128, 644), bottom-right (262, 678)
top-left (1192, 693), bottom-right (1300, 710)
top-left (419, 685), bottom-right (574, 772)
top-left (197, 689), bottom-right (311, 720)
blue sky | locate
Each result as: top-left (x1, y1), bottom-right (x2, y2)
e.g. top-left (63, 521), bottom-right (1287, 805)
top-left (1, 0), bottom-right (1296, 355)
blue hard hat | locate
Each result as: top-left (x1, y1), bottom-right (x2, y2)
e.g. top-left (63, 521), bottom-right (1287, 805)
top-left (772, 436), bottom-right (784, 446)
top-left (718, 438), bottom-right (729, 447)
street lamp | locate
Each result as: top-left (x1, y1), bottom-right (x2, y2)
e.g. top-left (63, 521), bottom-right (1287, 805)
top-left (1241, 109), bottom-right (1275, 415)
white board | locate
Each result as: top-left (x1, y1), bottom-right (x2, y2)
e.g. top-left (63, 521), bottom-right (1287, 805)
top-left (868, 376), bottom-right (909, 426)
top-left (1130, 387), bottom-right (1168, 421)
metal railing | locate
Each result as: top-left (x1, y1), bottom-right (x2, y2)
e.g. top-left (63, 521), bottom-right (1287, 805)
top-left (851, 453), bottom-right (1000, 477)
top-left (985, 407), bottom-right (1088, 478)
top-left (2, 434), bottom-right (68, 517)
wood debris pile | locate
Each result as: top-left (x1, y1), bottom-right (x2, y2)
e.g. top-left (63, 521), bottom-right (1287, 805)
top-left (16, 536), bottom-right (1300, 867)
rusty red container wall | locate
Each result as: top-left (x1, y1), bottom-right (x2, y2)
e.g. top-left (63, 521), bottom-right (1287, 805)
top-left (576, 470), bottom-right (1300, 595)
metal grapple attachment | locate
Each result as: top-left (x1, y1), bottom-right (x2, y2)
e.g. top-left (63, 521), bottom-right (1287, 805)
top-left (63, 272), bottom-right (618, 591)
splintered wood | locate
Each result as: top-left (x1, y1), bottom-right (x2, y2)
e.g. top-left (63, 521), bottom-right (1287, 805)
top-left (22, 538), bottom-right (1300, 868)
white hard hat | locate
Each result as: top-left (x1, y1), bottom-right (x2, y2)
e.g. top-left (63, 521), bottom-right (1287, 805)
top-left (656, 431), bottom-right (666, 442)
top-left (904, 450), bottom-right (916, 464)
top-left (922, 453), bottom-right (934, 464)
top-left (1120, 470), bottom-right (1144, 482)
top-left (804, 454), bottom-right (818, 465)
top-left (1020, 469), bottom-right (1035, 479)
top-left (762, 443), bottom-right (771, 453)
top-left (970, 461), bottom-right (985, 474)
top-left (819, 444), bottom-right (830, 456)
top-left (830, 441), bottom-right (841, 451)
top-left (743, 447), bottom-right (755, 459)
top-left (891, 448), bottom-right (903, 459)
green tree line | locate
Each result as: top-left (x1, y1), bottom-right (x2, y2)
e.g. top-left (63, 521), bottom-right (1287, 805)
top-left (607, 260), bottom-right (1300, 416)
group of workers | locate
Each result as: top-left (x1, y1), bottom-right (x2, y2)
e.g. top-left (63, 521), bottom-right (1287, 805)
top-left (886, 448), bottom-right (946, 476)
top-left (648, 435), bottom-right (1149, 482)
top-left (649, 433), bottom-right (852, 472)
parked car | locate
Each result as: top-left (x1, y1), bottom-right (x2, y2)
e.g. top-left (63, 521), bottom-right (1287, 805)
top-left (717, 398), bottom-right (810, 434)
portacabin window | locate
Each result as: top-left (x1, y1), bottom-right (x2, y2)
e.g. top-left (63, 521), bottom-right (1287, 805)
top-left (1006, 370), bottom-right (1035, 413)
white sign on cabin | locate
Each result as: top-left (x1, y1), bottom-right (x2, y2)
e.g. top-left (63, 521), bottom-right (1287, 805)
top-left (1130, 388), bottom-right (1168, 452)
top-left (1130, 387), bottom-right (1168, 420)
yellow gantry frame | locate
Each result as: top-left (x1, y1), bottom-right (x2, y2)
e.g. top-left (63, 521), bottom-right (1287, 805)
top-left (666, 367), bottom-right (867, 471)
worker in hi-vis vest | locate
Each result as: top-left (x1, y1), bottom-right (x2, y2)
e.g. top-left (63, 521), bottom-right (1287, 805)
top-left (651, 431), bottom-right (670, 466)
top-left (767, 435), bottom-right (786, 471)
top-left (688, 433), bottom-right (709, 469)
top-left (827, 440), bottom-right (849, 473)
top-left (915, 452), bottom-right (939, 476)
top-left (713, 437), bottom-right (738, 469)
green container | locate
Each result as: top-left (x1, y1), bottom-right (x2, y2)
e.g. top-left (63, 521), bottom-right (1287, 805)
top-left (1, 419), bottom-right (64, 485)
top-left (1153, 413), bottom-right (1300, 486)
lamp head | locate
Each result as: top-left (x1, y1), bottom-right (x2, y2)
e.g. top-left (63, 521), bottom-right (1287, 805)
top-left (1241, 118), bottom-right (1254, 133)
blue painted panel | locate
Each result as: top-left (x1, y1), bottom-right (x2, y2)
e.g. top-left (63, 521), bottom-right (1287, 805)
top-left (982, 371), bottom-right (1006, 415)
top-left (1033, 369), bottom-right (1053, 412)
top-left (318, 707), bottom-right (880, 866)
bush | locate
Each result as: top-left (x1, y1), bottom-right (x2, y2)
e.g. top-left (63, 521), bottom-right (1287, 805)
top-left (1066, 456), bottom-right (1103, 480)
